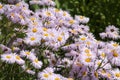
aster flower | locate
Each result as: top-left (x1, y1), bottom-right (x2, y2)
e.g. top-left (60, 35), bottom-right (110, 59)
top-left (80, 55), bottom-right (95, 67)
top-left (75, 15), bottom-right (89, 24)
top-left (31, 58), bottom-right (43, 69)
top-left (14, 54), bottom-right (25, 65)
top-left (105, 25), bottom-right (119, 33)
top-left (0, 3), bottom-right (4, 14)
top-left (24, 33), bottom-right (41, 46)
top-left (107, 49), bottom-right (120, 66)
top-left (20, 50), bottom-right (35, 60)
top-left (61, 58), bottom-right (72, 67)
top-left (38, 71), bottom-right (52, 80)
top-left (1, 53), bottom-right (15, 64)
top-left (112, 68), bottom-right (120, 80)
top-left (27, 26), bottom-right (41, 34)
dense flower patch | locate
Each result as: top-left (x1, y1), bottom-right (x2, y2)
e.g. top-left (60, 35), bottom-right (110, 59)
top-left (0, 0), bottom-right (120, 80)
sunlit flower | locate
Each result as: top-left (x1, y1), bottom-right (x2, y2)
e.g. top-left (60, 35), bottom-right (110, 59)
top-left (1, 53), bottom-right (15, 64)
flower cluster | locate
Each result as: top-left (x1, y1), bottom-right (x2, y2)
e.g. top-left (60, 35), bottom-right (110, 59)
top-left (0, 0), bottom-right (120, 80)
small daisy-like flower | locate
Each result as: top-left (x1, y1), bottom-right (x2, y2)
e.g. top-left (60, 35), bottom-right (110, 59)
top-left (1, 53), bottom-right (15, 64)
top-left (81, 47), bottom-right (96, 59)
top-left (105, 25), bottom-right (119, 33)
top-left (98, 51), bottom-right (106, 59)
top-left (62, 58), bottom-right (72, 67)
top-left (78, 35), bottom-right (88, 42)
top-left (24, 33), bottom-right (41, 46)
top-left (27, 26), bottom-right (41, 34)
top-left (69, 19), bottom-right (75, 25)
top-left (14, 54), bottom-right (25, 65)
top-left (20, 50), bottom-right (35, 60)
top-left (80, 55), bottom-right (94, 67)
top-left (26, 68), bottom-right (35, 75)
top-left (31, 58), bottom-right (43, 69)
top-left (108, 41), bottom-right (119, 49)
top-left (108, 49), bottom-right (120, 66)
top-left (38, 72), bottom-right (51, 80)
top-left (112, 68), bottom-right (120, 80)
top-left (75, 15), bottom-right (89, 24)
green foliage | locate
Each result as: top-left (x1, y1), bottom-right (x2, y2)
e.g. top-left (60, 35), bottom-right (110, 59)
top-left (56, 0), bottom-right (120, 39)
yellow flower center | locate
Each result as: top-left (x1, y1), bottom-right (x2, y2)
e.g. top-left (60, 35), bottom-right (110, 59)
top-left (43, 27), bottom-right (48, 31)
top-left (57, 36), bottom-right (63, 41)
top-left (113, 43), bottom-right (119, 47)
top-left (80, 16), bottom-right (84, 19)
top-left (46, 12), bottom-right (51, 16)
top-left (0, 5), bottom-right (3, 9)
top-left (19, 15), bottom-right (24, 19)
top-left (44, 33), bottom-right (49, 37)
top-left (113, 52), bottom-right (119, 57)
top-left (16, 56), bottom-right (21, 60)
top-left (97, 61), bottom-right (101, 66)
top-left (101, 52), bottom-right (106, 58)
top-left (32, 28), bottom-right (38, 33)
top-left (34, 59), bottom-right (39, 63)
top-left (85, 49), bottom-right (90, 53)
top-left (55, 9), bottom-right (60, 12)
top-left (25, 51), bottom-right (30, 55)
top-left (82, 71), bottom-right (87, 76)
top-left (63, 12), bottom-right (67, 16)
top-left (94, 72), bottom-right (98, 78)
top-left (86, 41), bottom-right (91, 45)
top-left (30, 37), bottom-right (36, 41)
top-left (85, 58), bottom-right (91, 62)
top-left (107, 73), bottom-right (111, 78)
top-left (69, 20), bottom-right (74, 24)
top-left (55, 77), bottom-right (60, 80)
top-left (115, 73), bottom-right (120, 77)
top-left (101, 70), bottom-right (106, 74)
top-left (6, 55), bottom-right (11, 59)
top-left (59, 20), bottom-right (63, 23)
top-left (30, 17), bottom-right (36, 21)
top-left (80, 37), bottom-right (86, 41)
top-left (43, 73), bottom-right (49, 78)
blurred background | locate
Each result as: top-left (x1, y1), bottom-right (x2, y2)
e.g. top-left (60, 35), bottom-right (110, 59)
top-left (55, 0), bottom-right (120, 40)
